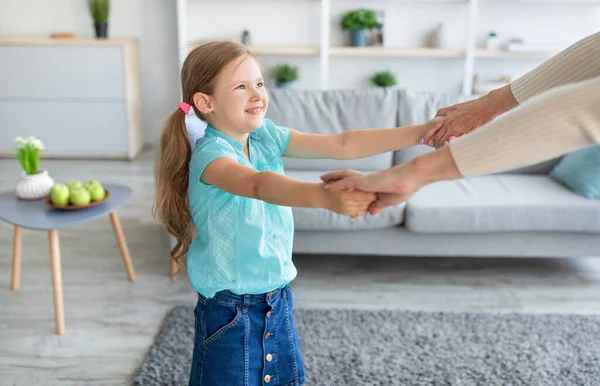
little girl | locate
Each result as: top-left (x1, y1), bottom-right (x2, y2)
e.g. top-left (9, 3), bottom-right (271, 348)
top-left (153, 40), bottom-right (439, 386)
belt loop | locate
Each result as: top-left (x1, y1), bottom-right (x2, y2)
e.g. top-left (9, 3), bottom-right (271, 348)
top-left (242, 294), bottom-right (249, 312)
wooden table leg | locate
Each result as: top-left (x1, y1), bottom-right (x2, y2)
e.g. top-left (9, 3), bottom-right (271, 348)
top-left (109, 211), bottom-right (136, 282)
top-left (48, 230), bottom-right (65, 335)
top-left (11, 226), bottom-right (23, 291)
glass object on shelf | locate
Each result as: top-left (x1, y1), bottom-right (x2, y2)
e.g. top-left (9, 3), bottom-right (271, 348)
top-left (486, 31), bottom-right (501, 51)
top-left (426, 23), bottom-right (443, 48)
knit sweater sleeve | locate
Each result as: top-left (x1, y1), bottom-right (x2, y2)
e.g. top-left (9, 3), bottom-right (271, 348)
top-left (449, 76), bottom-right (600, 178)
top-left (511, 32), bottom-right (600, 103)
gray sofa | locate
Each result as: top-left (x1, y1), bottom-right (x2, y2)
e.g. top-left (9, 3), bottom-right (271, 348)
top-left (261, 87), bottom-right (600, 258)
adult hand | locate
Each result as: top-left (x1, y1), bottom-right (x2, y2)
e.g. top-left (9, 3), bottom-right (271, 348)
top-left (320, 165), bottom-right (425, 215)
top-left (421, 96), bottom-right (493, 148)
top-left (422, 85), bottom-right (519, 148)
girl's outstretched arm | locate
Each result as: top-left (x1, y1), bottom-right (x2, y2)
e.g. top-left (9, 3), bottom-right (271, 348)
top-left (283, 118), bottom-right (442, 160)
top-left (201, 157), bottom-right (375, 217)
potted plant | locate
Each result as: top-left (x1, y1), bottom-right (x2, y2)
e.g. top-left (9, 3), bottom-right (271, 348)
top-left (271, 64), bottom-right (299, 88)
top-left (13, 136), bottom-right (55, 200)
top-left (340, 8), bottom-right (379, 47)
top-left (370, 71), bottom-right (398, 88)
top-left (88, 0), bottom-right (110, 39)
top-left (241, 29), bottom-right (251, 46)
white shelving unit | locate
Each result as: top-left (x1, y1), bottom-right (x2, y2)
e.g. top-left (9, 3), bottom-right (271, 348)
top-left (176, 0), bottom-right (599, 96)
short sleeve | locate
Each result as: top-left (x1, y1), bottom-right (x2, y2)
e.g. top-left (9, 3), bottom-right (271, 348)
top-left (190, 137), bottom-right (238, 183)
top-left (262, 118), bottom-right (291, 156)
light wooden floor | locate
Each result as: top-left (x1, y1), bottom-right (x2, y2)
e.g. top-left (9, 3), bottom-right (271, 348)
top-left (1, 149), bottom-right (599, 386)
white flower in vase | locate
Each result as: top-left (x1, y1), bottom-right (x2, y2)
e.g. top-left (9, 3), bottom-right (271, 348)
top-left (13, 135), bottom-right (54, 200)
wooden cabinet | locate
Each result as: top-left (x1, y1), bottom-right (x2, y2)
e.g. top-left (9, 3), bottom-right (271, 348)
top-left (0, 38), bottom-right (143, 160)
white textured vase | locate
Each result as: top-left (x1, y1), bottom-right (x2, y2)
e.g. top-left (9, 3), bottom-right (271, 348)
top-left (15, 170), bottom-right (55, 200)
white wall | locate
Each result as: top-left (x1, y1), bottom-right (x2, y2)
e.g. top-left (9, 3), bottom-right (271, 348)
top-left (1, 0), bottom-right (598, 144)
top-left (0, 0), bottom-right (180, 145)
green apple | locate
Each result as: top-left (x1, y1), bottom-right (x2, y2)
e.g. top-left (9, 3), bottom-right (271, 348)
top-left (84, 180), bottom-right (103, 193)
top-left (50, 184), bottom-right (70, 207)
top-left (87, 180), bottom-right (102, 189)
top-left (50, 183), bottom-right (66, 197)
top-left (67, 180), bottom-right (83, 191)
top-left (88, 185), bottom-right (106, 201)
top-left (69, 187), bottom-right (91, 206)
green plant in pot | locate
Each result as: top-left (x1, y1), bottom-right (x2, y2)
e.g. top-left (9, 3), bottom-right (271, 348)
top-left (88, 0), bottom-right (110, 39)
top-left (271, 64), bottom-right (299, 88)
top-left (370, 71), bottom-right (398, 88)
top-left (340, 8), bottom-right (379, 47)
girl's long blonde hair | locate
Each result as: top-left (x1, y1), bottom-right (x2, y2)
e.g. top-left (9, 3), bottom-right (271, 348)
top-left (153, 40), bottom-right (254, 267)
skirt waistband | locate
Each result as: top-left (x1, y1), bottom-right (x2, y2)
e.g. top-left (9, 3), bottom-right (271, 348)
top-left (200, 284), bottom-right (289, 305)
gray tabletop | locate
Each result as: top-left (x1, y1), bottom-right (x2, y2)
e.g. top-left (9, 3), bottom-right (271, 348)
top-left (0, 183), bottom-right (132, 231)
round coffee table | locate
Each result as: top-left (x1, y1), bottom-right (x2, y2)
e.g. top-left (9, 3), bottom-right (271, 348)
top-left (0, 183), bottom-right (136, 335)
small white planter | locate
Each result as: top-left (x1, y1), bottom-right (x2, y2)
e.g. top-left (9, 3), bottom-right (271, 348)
top-left (15, 169), bottom-right (55, 200)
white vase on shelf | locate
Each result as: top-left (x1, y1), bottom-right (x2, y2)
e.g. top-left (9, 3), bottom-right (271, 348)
top-left (15, 169), bottom-right (55, 200)
top-left (486, 32), bottom-right (501, 51)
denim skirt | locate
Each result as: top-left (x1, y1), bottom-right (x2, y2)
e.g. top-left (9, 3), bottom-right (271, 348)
top-left (189, 284), bottom-right (305, 386)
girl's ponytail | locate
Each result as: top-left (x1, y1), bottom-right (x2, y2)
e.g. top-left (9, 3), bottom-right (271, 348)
top-left (153, 40), bottom-right (255, 269)
top-left (152, 109), bottom-right (194, 267)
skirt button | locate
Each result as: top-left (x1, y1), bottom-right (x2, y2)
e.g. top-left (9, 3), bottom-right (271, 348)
top-left (264, 375), bottom-right (271, 383)
top-left (266, 353), bottom-right (273, 362)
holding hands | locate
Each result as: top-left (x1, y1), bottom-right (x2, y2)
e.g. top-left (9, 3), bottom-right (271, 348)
top-left (323, 186), bottom-right (376, 218)
top-left (321, 114), bottom-right (468, 218)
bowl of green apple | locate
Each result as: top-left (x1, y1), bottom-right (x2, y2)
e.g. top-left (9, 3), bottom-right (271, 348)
top-left (45, 180), bottom-right (109, 210)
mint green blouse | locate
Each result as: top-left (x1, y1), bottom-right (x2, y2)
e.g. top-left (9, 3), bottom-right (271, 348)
top-left (186, 118), bottom-right (297, 298)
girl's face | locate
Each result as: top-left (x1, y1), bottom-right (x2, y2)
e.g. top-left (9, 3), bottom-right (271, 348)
top-left (208, 55), bottom-right (268, 135)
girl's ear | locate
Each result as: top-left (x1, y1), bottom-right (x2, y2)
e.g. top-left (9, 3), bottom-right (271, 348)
top-left (193, 92), bottom-right (213, 114)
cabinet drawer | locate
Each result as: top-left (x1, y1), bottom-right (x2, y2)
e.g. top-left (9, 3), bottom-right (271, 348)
top-left (0, 45), bottom-right (126, 100)
top-left (0, 101), bottom-right (129, 154)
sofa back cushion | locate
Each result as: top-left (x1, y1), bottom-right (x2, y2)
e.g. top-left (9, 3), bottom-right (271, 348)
top-left (393, 89), bottom-right (562, 174)
top-left (266, 88), bottom-right (398, 171)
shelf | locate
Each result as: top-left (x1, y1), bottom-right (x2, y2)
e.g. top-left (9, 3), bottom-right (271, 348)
top-left (250, 45), bottom-right (320, 56)
top-left (177, 0), bottom-right (597, 95)
top-left (205, 45), bottom-right (466, 58)
top-left (475, 49), bottom-right (557, 59)
top-left (363, 0), bottom-right (467, 3)
top-left (0, 37), bottom-right (138, 47)
top-left (479, 0), bottom-right (600, 3)
top-left (330, 46), bottom-right (465, 58)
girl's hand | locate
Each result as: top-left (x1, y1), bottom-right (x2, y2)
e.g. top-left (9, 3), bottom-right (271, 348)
top-left (321, 166), bottom-right (425, 215)
top-left (324, 188), bottom-right (376, 218)
top-left (419, 116), bottom-right (444, 146)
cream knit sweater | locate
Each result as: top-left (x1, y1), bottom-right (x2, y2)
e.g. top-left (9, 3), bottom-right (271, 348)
top-left (449, 32), bottom-right (600, 177)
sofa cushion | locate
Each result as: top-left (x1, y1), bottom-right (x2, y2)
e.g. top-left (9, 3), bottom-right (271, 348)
top-left (286, 170), bottom-right (405, 230)
top-left (549, 145), bottom-right (600, 199)
top-left (405, 174), bottom-right (600, 233)
top-left (266, 88), bottom-right (398, 171)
